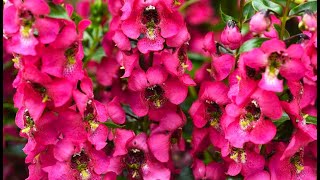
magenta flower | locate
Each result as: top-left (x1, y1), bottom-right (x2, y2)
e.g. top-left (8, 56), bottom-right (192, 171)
top-left (224, 145), bottom-right (265, 177)
top-left (112, 130), bottom-right (171, 179)
top-left (240, 39), bottom-right (307, 92)
top-left (147, 111), bottom-right (185, 163)
top-left (249, 11), bottom-right (271, 34)
top-left (43, 141), bottom-right (109, 180)
top-left (225, 88), bottom-right (282, 148)
top-left (269, 146), bottom-right (316, 180)
top-left (127, 66), bottom-right (188, 116)
top-left (221, 20), bottom-right (242, 50)
top-left (119, 0), bottom-right (188, 53)
top-left (192, 158), bottom-right (226, 180)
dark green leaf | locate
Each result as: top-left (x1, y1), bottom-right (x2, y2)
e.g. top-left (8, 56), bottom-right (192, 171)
top-left (226, 175), bottom-right (244, 180)
top-left (273, 113), bottom-right (290, 127)
top-left (91, 47), bottom-right (105, 63)
top-left (252, 0), bottom-right (284, 15)
top-left (48, 2), bottom-right (70, 20)
top-left (103, 121), bottom-right (125, 128)
top-left (220, 4), bottom-right (237, 23)
top-left (238, 38), bottom-right (269, 53)
top-left (187, 52), bottom-right (210, 62)
top-left (243, 1), bottom-right (256, 22)
top-left (306, 116), bottom-right (317, 125)
top-left (274, 24), bottom-right (290, 39)
top-left (288, 1), bottom-right (317, 16)
top-left (71, 12), bottom-right (83, 25)
top-left (177, 167), bottom-right (194, 180)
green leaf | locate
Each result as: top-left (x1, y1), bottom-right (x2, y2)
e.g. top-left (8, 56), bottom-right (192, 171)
top-left (238, 37), bottom-right (269, 53)
top-left (243, 1), bottom-right (256, 22)
top-left (252, 0), bottom-right (283, 15)
top-left (187, 52), bottom-right (210, 62)
top-left (48, 3), bottom-right (70, 20)
top-left (273, 113), bottom-right (290, 127)
top-left (91, 47), bottom-right (105, 63)
top-left (177, 167), bottom-right (194, 180)
top-left (241, 23), bottom-right (249, 35)
top-left (274, 24), bottom-right (290, 39)
top-left (220, 4), bottom-right (237, 23)
top-left (306, 116), bottom-right (317, 125)
top-left (272, 0), bottom-right (299, 10)
top-left (71, 12), bottom-right (83, 25)
top-left (103, 121), bottom-right (125, 128)
top-left (288, 1), bottom-right (318, 16)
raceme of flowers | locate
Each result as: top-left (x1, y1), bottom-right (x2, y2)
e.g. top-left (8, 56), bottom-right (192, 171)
top-left (3, 0), bottom-right (317, 179)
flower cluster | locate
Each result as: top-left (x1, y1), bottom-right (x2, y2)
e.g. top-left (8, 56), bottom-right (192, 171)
top-left (4, 0), bottom-right (317, 179)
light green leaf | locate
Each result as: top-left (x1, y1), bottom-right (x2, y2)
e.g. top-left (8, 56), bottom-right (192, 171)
top-left (238, 37), bottom-right (269, 53)
top-left (306, 116), bottom-right (317, 125)
top-left (252, 0), bottom-right (284, 15)
top-left (103, 121), bottom-right (125, 128)
top-left (48, 2), bottom-right (70, 20)
top-left (289, 1), bottom-right (317, 16)
top-left (91, 47), bottom-right (106, 63)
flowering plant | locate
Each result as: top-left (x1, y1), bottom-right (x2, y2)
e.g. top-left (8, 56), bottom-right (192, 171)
top-left (3, 0), bottom-right (317, 179)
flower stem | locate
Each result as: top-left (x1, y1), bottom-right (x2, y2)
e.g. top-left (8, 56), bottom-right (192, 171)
top-left (280, 0), bottom-right (291, 40)
top-left (238, 0), bottom-right (245, 30)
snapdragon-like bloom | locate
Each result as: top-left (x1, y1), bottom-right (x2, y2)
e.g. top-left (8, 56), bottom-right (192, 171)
top-left (127, 66), bottom-right (188, 116)
top-left (119, 0), bottom-right (189, 53)
top-left (240, 39), bottom-right (306, 92)
top-left (225, 88), bottom-right (282, 148)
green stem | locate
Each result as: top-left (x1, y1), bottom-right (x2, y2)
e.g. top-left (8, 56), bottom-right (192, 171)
top-left (179, 0), bottom-right (199, 12)
top-left (238, 0), bottom-right (245, 30)
top-left (280, 0), bottom-right (291, 40)
top-left (189, 86), bottom-right (197, 99)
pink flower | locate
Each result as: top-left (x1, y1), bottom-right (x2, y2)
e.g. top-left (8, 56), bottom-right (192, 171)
top-left (159, 45), bottom-right (196, 86)
top-left (269, 147), bottom-right (316, 179)
top-left (221, 20), bottom-right (242, 50)
top-left (43, 141), bottom-right (109, 180)
top-left (189, 81), bottom-right (230, 128)
top-left (192, 158), bottom-right (226, 180)
top-left (299, 11), bottom-right (317, 32)
top-left (249, 11), bottom-right (271, 34)
top-left (241, 39), bottom-right (307, 92)
top-left (147, 111), bottom-right (185, 163)
top-left (127, 66), bottom-right (188, 116)
top-left (119, 0), bottom-right (188, 53)
top-left (185, 0), bottom-right (215, 25)
top-left (225, 88), bottom-right (281, 148)
top-left (224, 145), bottom-right (265, 177)
top-left (112, 130), bottom-right (171, 179)
top-left (211, 54), bottom-right (236, 81)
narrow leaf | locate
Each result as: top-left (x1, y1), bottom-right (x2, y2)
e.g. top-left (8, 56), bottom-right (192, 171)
top-left (220, 4), bottom-right (236, 23)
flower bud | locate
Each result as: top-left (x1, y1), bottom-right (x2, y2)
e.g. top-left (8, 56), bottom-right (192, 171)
top-left (299, 11), bottom-right (317, 32)
top-left (221, 20), bottom-right (242, 50)
top-left (249, 11), bottom-right (271, 33)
